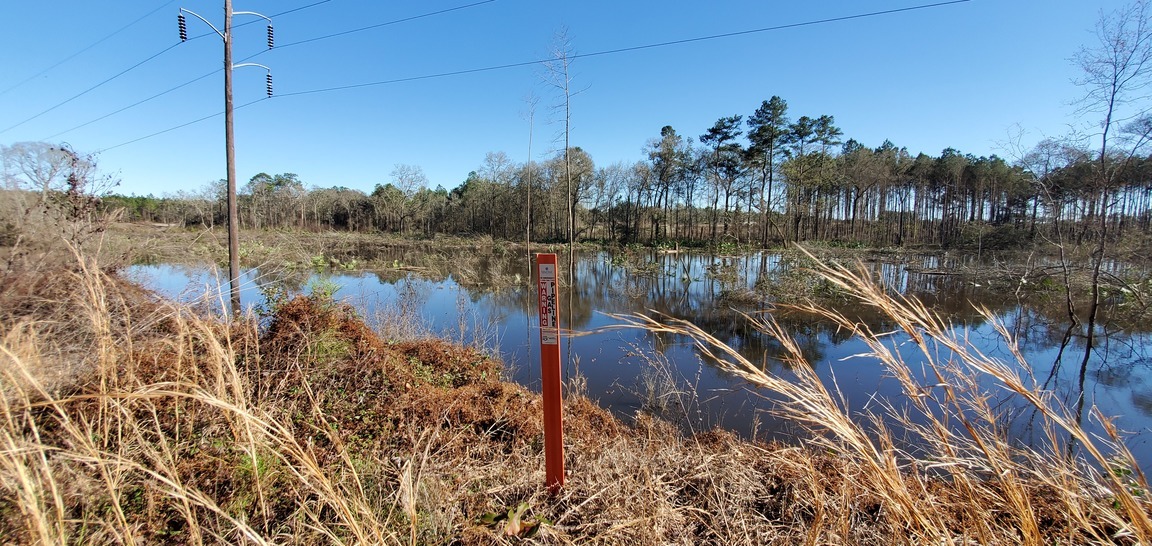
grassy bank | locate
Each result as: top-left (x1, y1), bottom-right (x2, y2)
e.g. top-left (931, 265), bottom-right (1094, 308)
top-left (2, 247), bottom-right (1151, 544)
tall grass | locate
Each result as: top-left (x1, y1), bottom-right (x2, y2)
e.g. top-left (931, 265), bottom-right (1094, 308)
top-left (0, 251), bottom-right (558, 545)
top-left (3, 246), bottom-right (1150, 544)
top-left (0, 257), bottom-right (407, 544)
top-left (613, 251), bottom-right (1152, 544)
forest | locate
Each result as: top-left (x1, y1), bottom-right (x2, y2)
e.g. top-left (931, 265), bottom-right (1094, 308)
top-left (7, 95), bottom-right (1152, 251)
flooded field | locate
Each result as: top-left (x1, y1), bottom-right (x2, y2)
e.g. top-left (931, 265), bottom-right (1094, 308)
top-left (128, 248), bottom-right (1152, 471)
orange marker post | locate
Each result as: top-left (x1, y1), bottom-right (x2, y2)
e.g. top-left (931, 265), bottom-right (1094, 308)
top-left (536, 253), bottom-right (564, 493)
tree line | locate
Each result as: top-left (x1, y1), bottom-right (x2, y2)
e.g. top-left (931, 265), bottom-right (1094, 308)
top-left (4, 96), bottom-right (1150, 251)
top-left (86, 96), bottom-right (1150, 250)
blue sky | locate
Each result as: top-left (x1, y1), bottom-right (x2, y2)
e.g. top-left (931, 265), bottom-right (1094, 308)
top-left (0, 0), bottom-right (1131, 196)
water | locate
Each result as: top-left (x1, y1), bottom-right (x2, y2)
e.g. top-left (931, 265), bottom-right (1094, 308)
top-left (126, 249), bottom-right (1152, 471)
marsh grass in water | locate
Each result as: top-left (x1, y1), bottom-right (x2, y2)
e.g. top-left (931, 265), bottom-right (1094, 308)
top-left (611, 249), bottom-right (1152, 543)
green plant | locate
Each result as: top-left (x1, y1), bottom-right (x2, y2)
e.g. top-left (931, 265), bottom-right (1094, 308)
top-left (257, 279), bottom-right (292, 317)
top-left (715, 240), bottom-right (740, 255)
top-left (239, 241), bottom-right (267, 260)
top-left (704, 261), bottom-right (740, 284)
top-left (479, 502), bottom-right (550, 539)
top-left (307, 277), bottom-right (341, 304)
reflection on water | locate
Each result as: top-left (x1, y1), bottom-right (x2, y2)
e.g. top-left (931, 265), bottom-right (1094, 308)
top-left (126, 248), bottom-right (1152, 471)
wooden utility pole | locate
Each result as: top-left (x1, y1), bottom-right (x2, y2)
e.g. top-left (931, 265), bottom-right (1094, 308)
top-left (223, 0), bottom-right (241, 315)
top-left (177, 2), bottom-right (272, 316)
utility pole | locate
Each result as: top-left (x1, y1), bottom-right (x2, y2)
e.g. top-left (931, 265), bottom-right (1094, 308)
top-left (223, 0), bottom-right (239, 316)
top-left (178, 2), bottom-right (273, 316)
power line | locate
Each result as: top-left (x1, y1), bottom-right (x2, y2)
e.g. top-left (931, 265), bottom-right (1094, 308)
top-left (3, 0), bottom-right (337, 138)
top-left (281, 0), bottom-right (970, 98)
top-left (0, 0), bottom-right (179, 96)
top-left (95, 97), bottom-right (266, 154)
top-left (34, 0), bottom-right (497, 140)
top-left (205, 0), bottom-right (337, 35)
top-left (92, 0), bottom-right (970, 152)
top-left (182, 0), bottom-right (338, 41)
top-left (267, 0), bottom-right (337, 19)
top-left (44, 69), bottom-right (219, 140)
top-left (275, 0), bottom-right (496, 50)
top-left (277, 59), bottom-right (538, 97)
top-left (0, 43), bottom-right (182, 136)
top-left (89, 3), bottom-right (337, 153)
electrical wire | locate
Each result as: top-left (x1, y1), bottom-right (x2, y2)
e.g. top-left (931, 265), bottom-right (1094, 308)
top-left (275, 0), bottom-right (496, 50)
top-left (82, 0), bottom-right (337, 151)
top-left (183, 0), bottom-right (339, 41)
top-left (281, 0), bottom-right (970, 98)
top-left (95, 97), bottom-right (267, 154)
top-left (4, 0), bottom-right (337, 138)
top-left (0, 43), bottom-right (182, 136)
top-left (0, 0), bottom-right (179, 96)
top-left (43, 69), bottom-right (219, 141)
top-left (92, 0), bottom-right (969, 152)
top-left (268, 0), bottom-right (338, 19)
top-left (32, 0), bottom-right (485, 140)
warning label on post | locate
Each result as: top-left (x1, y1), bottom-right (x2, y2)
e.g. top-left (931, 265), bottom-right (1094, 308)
top-left (538, 262), bottom-right (559, 345)
top-left (534, 253), bottom-right (565, 492)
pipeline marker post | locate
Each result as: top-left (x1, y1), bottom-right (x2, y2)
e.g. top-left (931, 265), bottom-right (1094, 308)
top-left (536, 253), bottom-right (564, 493)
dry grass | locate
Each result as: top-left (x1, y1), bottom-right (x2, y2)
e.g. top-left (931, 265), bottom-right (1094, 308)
top-left (1, 244), bottom-right (1149, 544)
top-left (611, 248), bottom-right (1152, 544)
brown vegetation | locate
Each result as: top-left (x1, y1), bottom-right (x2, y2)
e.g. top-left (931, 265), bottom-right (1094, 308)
top-left (1, 249), bottom-right (1150, 544)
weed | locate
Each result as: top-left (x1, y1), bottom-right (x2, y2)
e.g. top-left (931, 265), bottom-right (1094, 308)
top-left (479, 501), bottom-right (551, 539)
top-left (239, 241), bottom-right (268, 261)
top-left (306, 276), bottom-right (341, 305)
top-left (714, 240), bottom-right (741, 255)
top-left (256, 278), bottom-right (291, 317)
top-left (705, 260), bottom-right (740, 284)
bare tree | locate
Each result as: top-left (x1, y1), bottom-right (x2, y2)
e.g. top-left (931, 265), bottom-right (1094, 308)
top-left (544, 28), bottom-right (580, 248)
top-left (1020, 137), bottom-right (1082, 323)
top-left (1073, 0), bottom-right (1152, 364)
top-left (2, 142), bottom-right (78, 227)
top-left (523, 92), bottom-right (539, 254)
top-left (389, 164), bottom-right (429, 235)
top-left (0, 142), bottom-right (115, 274)
top-left (391, 164), bottom-right (428, 196)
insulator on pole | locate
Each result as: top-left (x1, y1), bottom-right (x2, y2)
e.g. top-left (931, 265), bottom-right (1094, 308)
top-left (266, 72), bottom-right (273, 97)
top-left (178, 14), bottom-right (188, 41)
top-left (267, 25), bottom-right (274, 48)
